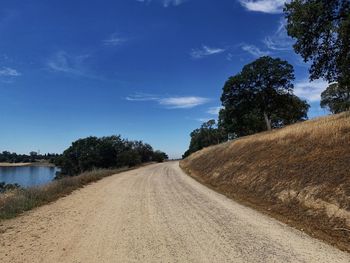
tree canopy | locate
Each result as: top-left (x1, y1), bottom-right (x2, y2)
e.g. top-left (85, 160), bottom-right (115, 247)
top-left (321, 83), bottom-right (350, 113)
top-left (285, 0), bottom-right (350, 87)
top-left (152, 151), bottom-right (169, 163)
top-left (219, 56), bottom-right (309, 136)
top-left (0, 151), bottom-right (59, 163)
top-left (55, 135), bottom-right (168, 176)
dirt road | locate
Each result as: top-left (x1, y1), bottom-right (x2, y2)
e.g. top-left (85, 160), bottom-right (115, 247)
top-left (1, 162), bottom-right (349, 263)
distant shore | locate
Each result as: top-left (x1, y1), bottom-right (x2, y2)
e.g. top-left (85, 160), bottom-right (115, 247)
top-left (0, 162), bottom-right (55, 167)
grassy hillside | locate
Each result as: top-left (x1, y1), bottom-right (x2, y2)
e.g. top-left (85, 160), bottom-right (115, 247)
top-left (180, 112), bottom-right (350, 251)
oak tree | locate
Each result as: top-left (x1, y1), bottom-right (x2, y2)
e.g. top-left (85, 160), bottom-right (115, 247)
top-left (219, 56), bottom-right (309, 135)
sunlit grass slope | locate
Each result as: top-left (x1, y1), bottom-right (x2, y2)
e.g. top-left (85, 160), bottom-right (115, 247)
top-left (181, 112), bottom-right (350, 251)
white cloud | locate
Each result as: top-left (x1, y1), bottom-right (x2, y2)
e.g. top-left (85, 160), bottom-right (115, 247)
top-left (191, 45), bottom-right (226, 59)
top-left (162, 0), bottom-right (186, 7)
top-left (126, 93), bottom-right (210, 109)
top-left (103, 34), bottom-right (126, 46)
top-left (125, 93), bottom-right (159, 101)
top-left (207, 106), bottom-right (223, 115)
top-left (263, 19), bottom-right (294, 51)
top-left (47, 51), bottom-right (90, 75)
top-left (226, 53), bottom-right (234, 61)
top-left (242, 44), bottom-right (270, 57)
top-left (47, 51), bottom-right (76, 73)
top-left (0, 67), bottom-right (21, 77)
top-left (294, 79), bottom-right (329, 102)
top-left (137, 0), bottom-right (187, 7)
top-left (239, 0), bottom-right (287, 14)
top-left (159, 97), bottom-right (210, 108)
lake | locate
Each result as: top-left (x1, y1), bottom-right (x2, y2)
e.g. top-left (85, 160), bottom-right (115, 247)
top-left (0, 166), bottom-right (60, 188)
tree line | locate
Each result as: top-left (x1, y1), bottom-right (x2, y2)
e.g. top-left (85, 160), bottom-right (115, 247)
top-left (184, 0), bottom-right (350, 158)
top-left (0, 151), bottom-right (59, 163)
top-left (54, 135), bottom-right (168, 176)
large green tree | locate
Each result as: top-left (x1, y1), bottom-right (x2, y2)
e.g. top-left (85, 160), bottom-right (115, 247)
top-left (284, 0), bottom-right (350, 87)
top-left (321, 83), bottom-right (350, 113)
top-left (219, 56), bottom-right (309, 136)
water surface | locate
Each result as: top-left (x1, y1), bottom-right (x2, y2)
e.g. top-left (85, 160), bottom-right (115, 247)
top-left (0, 166), bottom-right (60, 188)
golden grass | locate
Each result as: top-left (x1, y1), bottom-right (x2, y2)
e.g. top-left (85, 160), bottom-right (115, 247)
top-left (181, 112), bottom-right (350, 251)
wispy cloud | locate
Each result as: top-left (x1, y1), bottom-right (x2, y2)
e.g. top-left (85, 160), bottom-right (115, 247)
top-left (241, 19), bottom-right (293, 59)
top-left (162, 0), bottom-right (187, 7)
top-left (242, 44), bottom-right (270, 57)
top-left (263, 19), bottom-right (294, 51)
top-left (226, 53), bottom-right (234, 61)
top-left (207, 106), bottom-right (222, 115)
top-left (239, 0), bottom-right (286, 14)
top-left (0, 67), bottom-right (21, 77)
top-left (47, 51), bottom-right (90, 76)
top-left (126, 93), bottom-right (210, 109)
top-left (103, 33), bottom-right (127, 46)
top-left (294, 79), bottom-right (329, 102)
top-left (159, 97), bottom-right (210, 108)
top-left (137, 0), bottom-right (187, 7)
top-left (191, 45), bottom-right (226, 59)
top-left (125, 93), bottom-right (159, 102)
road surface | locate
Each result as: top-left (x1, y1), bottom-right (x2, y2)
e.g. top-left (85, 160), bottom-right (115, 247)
top-left (1, 162), bottom-right (349, 263)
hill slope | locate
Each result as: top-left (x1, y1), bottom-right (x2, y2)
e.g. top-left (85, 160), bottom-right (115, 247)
top-left (180, 112), bottom-right (350, 251)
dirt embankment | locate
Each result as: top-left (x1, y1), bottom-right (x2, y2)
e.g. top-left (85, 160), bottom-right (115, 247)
top-left (180, 112), bottom-right (350, 252)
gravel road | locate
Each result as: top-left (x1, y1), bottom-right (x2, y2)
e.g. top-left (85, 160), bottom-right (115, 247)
top-left (1, 162), bottom-right (349, 263)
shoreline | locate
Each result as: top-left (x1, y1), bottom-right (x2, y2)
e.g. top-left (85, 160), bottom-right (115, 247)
top-left (0, 162), bottom-right (55, 167)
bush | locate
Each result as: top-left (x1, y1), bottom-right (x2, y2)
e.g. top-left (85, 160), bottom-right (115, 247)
top-left (0, 182), bottom-right (21, 193)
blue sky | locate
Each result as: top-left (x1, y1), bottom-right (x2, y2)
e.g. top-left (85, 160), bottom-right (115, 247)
top-left (0, 0), bottom-right (329, 158)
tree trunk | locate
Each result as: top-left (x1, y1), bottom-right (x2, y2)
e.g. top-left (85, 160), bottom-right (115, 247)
top-left (263, 112), bottom-right (272, 131)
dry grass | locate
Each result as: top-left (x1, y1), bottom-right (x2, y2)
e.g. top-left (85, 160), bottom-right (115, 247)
top-left (0, 166), bottom-right (141, 220)
top-left (181, 112), bottom-right (350, 252)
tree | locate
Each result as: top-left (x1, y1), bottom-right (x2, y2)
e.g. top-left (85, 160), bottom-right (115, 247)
top-left (321, 83), bottom-right (350, 113)
top-left (60, 136), bottom-right (106, 175)
top-left (132, 141), bottom-right (154, 162)
top-left (56, 135), bottom-right (167, 176)
top-left (117, 149), bottom-right (142, 167)
top-left (152, 151), bottom-right (169, 162)
top-left (284, 0), bottom-right (350, 87)
top-left (273, 94), bottom-right (311, 127)
top-left (219, 56), bottom-right (309, 136)
top-left (183, 120), bottom-right (227, 158)
top-left (98, 136), bottom-right (124, 168)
